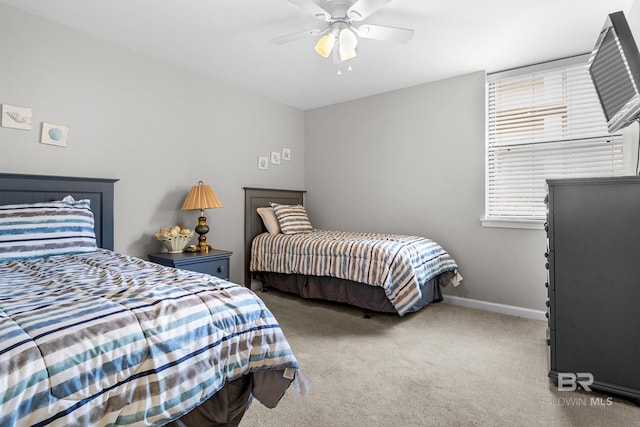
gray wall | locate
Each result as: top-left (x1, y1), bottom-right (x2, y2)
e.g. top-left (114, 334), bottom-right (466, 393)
top-left (0, 4), bottom-right (306, 284)
top-left (305, 72), bottom-right (548, 311)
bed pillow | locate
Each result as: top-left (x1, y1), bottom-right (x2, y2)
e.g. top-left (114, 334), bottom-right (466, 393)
top-left (0, 195), bottom-right (97, 261)
top-left (257, 207), bottom-right (282, 234)
top-left (270, 203), bottom-right (313, 234)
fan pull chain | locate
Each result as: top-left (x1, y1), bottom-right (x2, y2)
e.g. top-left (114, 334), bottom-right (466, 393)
top-left (337, 61), bottom-right (354, 76)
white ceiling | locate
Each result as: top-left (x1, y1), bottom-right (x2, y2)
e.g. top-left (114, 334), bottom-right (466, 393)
top-left (1, 0), bottom-right (635, 110)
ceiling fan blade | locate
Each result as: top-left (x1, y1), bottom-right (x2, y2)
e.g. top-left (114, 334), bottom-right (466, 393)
top-left (347, 0), bottom-right (392, 21)
top-left (271, 28), bottom-right (327, 45)
top-left (284, 0), bottom-right (332, 21)
top-left (354, 24), bottom-right (414, 43)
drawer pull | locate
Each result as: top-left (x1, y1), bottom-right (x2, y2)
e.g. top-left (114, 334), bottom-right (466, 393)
top-left (217, 266), bottom-right (225, 273)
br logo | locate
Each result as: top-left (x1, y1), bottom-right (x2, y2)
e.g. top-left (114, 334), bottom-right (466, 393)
top-left (557, 373), bottom-right (594, 392)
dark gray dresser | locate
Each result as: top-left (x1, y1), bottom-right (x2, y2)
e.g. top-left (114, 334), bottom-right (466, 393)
top-left (546, 176), bottom-right (640, 402)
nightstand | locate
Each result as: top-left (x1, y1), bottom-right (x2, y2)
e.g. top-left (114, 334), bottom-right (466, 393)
top-left (148, 249), bottom-right (232, 280)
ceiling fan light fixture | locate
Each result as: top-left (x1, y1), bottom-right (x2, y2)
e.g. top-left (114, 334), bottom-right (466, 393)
top-left (340, 48), bottom-right (357, 61)
top-left (314, 34), bottom-right (335, 57)
top-left (275, 0), bottom-right (414, 74)
top-left (338, 27), bottom-right (358, 61)
top-left (339, 27), bottom-right (358, 48)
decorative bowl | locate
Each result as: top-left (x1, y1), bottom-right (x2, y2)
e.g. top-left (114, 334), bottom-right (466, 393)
top-left (155, 227), bottom-right (195, 253)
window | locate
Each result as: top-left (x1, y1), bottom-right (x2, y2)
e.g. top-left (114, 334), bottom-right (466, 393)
top-left (484, 55), bottom-right (626, 228)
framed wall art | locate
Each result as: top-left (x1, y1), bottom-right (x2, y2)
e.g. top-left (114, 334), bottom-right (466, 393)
top-left (258, 156), bottom-right (269, 170)
top-left (271, 151), bottom-right (281, 165)
top-left (40, 122), bottom-right (69, 147)
top-left (1, 104), bottom-right (32, 130)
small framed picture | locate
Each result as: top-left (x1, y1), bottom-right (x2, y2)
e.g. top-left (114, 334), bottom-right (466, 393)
top-left (282, 147), bottom-right (291, 160)
top-left (40, 122), bottom-right (69, 147)
top-left (258, 156), bottom-right (269, 170)
top-left (271, 151), bottom-right (281, 165)
top-left (1, 104), bottom-right (32, 130)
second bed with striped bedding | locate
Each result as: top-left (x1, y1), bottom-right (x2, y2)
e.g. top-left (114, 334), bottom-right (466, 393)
top-left (250, 229), bottom-right (461, 316)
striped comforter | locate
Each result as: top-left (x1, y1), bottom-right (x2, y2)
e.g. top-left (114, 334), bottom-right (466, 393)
top-left (0, 249), bottom-right (299, 426)
top-left (250, 229), bottom-right (460, 316)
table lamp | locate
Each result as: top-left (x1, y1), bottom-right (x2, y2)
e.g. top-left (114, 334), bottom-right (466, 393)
top-left (181, 180), bottom-right (223, 252)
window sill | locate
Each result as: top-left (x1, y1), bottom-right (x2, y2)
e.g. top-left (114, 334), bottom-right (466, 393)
top-left (480, 218), bottom-right (545, 230)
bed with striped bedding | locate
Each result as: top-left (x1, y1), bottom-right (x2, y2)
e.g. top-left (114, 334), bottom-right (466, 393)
top-left (0, 249), bottom-right (300, 426)
top-left (250, 229), bottom-right (462, 316)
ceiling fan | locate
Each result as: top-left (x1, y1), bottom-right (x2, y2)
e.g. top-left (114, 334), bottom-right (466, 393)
top-left (272, 0), bottom-right (414, 73)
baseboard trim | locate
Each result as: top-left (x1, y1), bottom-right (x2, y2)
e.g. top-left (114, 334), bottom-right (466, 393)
top-left (442, 295), bottom-right (546, 320)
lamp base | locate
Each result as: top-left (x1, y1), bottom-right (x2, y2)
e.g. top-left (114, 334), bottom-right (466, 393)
top-left (195, 216), bottom-right (212, 253)
top-left (198, 242), bottom-right (212, 253)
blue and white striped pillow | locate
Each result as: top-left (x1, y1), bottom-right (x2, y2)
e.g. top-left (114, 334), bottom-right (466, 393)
top-left (270, 203), bottom-right (313, 234)
top-left (0, 196), bottom-right (97, 260)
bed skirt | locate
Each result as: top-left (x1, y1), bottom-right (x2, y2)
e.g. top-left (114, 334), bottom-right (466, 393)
top-left (168, 369), bottom-right (292, 426)
top-left (253, 271), bottom-right (452, 315)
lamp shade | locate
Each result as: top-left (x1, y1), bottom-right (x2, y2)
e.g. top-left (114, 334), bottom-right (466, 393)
top-left (314, 34), bottom-right (336, 58)
top-left (339, 28), bottom-right (358, 61)
top-left (181, 181), bottom-right (223, 213)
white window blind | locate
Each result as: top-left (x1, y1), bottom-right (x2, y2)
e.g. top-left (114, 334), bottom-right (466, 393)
top-left (486, 59), bottom-right (624, 222)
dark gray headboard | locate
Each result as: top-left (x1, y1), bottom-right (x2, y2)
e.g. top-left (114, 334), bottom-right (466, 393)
top-left (0, 173), bottom-right (119, 250)
top-left (243, 187), bottom-right (305, 286)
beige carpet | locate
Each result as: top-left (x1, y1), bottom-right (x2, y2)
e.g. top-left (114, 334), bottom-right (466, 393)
top-left (241, 289), bottom-right (639, 427)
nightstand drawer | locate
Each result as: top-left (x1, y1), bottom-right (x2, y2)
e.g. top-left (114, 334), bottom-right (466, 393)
top-left (189, 257), bottom-right (229, 280)
top-left (148, 249), bottom-right (232, 281)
